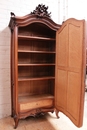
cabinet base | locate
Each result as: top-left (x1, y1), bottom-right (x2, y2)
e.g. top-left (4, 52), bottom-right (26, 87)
top-left (13, 108), bottom-right (59, 128)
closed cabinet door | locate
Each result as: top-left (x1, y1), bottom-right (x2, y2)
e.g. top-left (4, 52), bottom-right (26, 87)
top-left (55, 18), bottom-right (85, 127)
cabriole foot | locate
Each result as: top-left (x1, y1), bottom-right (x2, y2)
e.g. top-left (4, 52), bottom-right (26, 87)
top-left (14, 115), bottom-right (19, 129)
top-left (55, 109), bottom-right (60, 118)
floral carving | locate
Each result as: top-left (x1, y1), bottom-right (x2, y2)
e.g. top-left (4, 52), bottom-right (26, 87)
top-left (31, 4), bottom-right (51, 18)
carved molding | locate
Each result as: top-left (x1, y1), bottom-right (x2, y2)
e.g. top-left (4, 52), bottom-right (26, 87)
top-left (9, 12), bottom-right (16, 32)
top-left (19, 108), bottom-right (54, 119)
top-left (31, 4), bottom-right (51, 18)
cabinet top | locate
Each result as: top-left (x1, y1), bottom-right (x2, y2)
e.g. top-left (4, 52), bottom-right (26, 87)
top-left (9, 4), bottom-right (61, 32)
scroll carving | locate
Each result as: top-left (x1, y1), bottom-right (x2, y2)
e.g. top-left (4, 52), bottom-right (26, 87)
top-left (31, 4), bottom-right (51, 18)
top-left (9, 12), bottom-right (16, 32)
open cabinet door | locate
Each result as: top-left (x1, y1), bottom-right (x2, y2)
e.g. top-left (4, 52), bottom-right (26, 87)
top-left (55, 18), bottom-right (86, 127)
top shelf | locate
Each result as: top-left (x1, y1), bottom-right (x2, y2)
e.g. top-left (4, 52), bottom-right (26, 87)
top-left (18, 35), bottom-right (55, 41)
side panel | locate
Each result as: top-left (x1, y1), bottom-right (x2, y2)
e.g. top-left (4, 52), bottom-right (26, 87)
top-left (55, 18), bottom-right (85, 127)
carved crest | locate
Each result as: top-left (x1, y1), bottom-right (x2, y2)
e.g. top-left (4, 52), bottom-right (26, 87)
top-left (9, 4), bottom-right (52, 31)
top-left (31, 4), bottom-right (51, 18)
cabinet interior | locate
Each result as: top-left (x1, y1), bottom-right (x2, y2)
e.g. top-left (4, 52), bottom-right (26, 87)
top-left (18, 23), bottom-right (56, 102)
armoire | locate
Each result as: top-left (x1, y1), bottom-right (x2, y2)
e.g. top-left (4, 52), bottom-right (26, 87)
top-left (9, 4), bottom-right (86, 129)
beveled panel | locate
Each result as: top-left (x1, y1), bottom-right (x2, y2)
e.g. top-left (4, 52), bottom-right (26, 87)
top-left (56, 25), bottom-right (68, 67)
top-left (55, 69), bottom-right (67, 109)
top-left (69, 24), bottom-right (82, 68)
top-left (67, 71), bottom-right (81, 121)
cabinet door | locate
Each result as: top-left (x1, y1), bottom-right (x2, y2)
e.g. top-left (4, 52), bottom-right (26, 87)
top-left (55, 18), bottom-right (85, 127)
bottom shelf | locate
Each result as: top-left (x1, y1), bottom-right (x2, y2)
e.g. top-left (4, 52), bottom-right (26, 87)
top-left (18, 94), bottom-right (54, 111)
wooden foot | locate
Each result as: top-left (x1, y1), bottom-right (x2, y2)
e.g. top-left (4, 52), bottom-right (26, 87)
top-left (55, 109), bottom-right (59, 118)
top-left (14, 115), bottom-right (19, 129)
top-left (51, 111), bottom-right (54, 113)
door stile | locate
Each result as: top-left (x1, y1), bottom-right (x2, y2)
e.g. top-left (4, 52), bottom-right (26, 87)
top-left (14, 26), bottom-right (18, 118)
top-left (78, 20), bottom-right (85, 126)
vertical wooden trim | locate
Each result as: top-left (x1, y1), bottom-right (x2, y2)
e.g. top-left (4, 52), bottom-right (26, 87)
top-left (10, 32), bottom-right (13, 116)
top-left (14, 26), bottom-right (18, 115)
top-left (11, 30), bottom-right (15, 117)
top-left (79, 20), bottom-right (86, 126)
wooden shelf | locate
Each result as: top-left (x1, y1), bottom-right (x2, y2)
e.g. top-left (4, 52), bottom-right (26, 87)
top-left (18, 50), bottom-right (56, 53)
top-left (18, 63), bottom-right (55, 66)
top-left (18, 94), bottom-right (54, 103)
top-left (18, 35), bottom-right (55, 41)
top-left (18, 76), bottom-right (55, 81)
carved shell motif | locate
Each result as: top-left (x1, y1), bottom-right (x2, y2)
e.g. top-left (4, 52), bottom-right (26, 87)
top-left (31, 4), bottom-right (51, 18)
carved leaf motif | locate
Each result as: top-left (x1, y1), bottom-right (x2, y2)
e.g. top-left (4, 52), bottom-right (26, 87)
top-left (31, 4), bottom-right (51, 18)
top-left (9, 12), bottom-right (16, 32)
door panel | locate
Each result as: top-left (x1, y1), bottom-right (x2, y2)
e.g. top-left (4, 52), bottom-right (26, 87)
top-left (57, 24), bottom-right (68, 67)
top-left (69, 23), bottom-right (82, 69)
top-left (55, 69), bottom-right (67, 110)
top-left (67, 72), bottom-right (81, 123)
top-left (55, 18), bottom-right (85, 127)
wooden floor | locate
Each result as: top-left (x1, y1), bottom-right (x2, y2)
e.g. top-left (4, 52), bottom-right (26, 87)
top-left (0, 92), bottom-right (87, 130)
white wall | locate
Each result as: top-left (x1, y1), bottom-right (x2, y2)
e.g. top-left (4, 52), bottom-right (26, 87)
top-left (68, 0), bottom-right (86, 20)
top-left (0, 0), bottom-right (60, 119)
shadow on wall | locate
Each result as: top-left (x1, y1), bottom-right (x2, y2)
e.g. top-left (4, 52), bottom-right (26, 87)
top-left (0, 27), bottom-right (11, 119)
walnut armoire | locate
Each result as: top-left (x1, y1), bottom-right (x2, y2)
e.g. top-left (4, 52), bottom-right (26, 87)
top-left (9, 4), bottom-right (86, 129)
